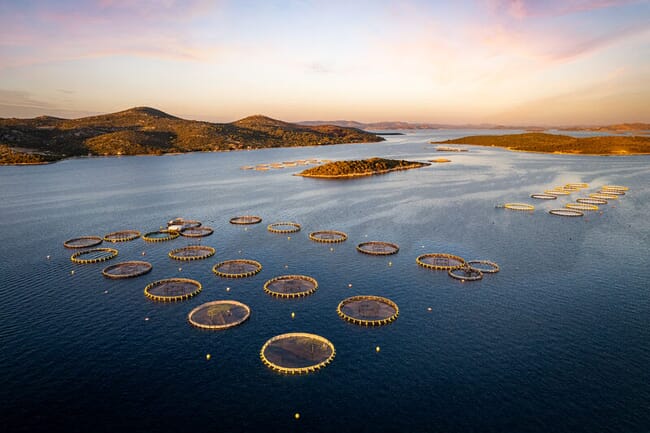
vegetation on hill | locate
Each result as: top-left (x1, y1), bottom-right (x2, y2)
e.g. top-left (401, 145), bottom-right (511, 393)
top-left (297, 157), bottom-right (430, 178)
top-left (0, 107), bottom-right (383, 164)
top-left (433, 133), bottom-right (650, 155)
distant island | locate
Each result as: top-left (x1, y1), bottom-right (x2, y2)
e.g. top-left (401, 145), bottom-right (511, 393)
top-left (433, 133), bottom-right (650, 155)
top-left (0, 107), bottom-right (383, 164)
top-left (296, 157), bottom-right (430, 178)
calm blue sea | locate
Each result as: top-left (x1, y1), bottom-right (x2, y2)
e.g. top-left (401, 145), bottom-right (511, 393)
top-left (1, 130), bottom-right (649, 433)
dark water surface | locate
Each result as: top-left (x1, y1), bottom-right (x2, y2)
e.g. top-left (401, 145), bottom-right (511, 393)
top-left (1, 131), bottom-right (649, 432)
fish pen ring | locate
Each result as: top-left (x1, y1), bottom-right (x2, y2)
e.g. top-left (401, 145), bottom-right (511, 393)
top-left (230, 215), bottom-right (262, 225)
top-left (188, 300), bottom-right (251, 330)
top-left (602, 185), bottom-right (628, 191)
top-left (565, 183), bottom-right (589, 189)
top-left (544, 189), bottom-right (570, 196)
top-left (309, 230), bottom-right (348, 243)
top-left (337, 295), bottom-right (399, 326)
top-left (71, 247), bottom-right (118, 264)
top-left (566, 203), bottom-right (598, 211)
top-left (577, 197), bottom-right (607, 205)
top-left (142, 230), bottom-right (179, 242)
top-left (448, 266), bottom-right (483, 282)
top-left (549, 208), bottom-right (584, 217)
top-left (212, 259), bottom-right (262, 278)
top-left (590, 193), bottom-right (618, 200)
top-left (467, 260), bottom-right (500, 273)
top-left (267, 222), bottom-right (301, 233)
top-left (260, 332), bottom-right (335, 374)
top-left (356, 241), bottom-right (400, 255)
top-left (103, 230), bottom-right (141, 242)
top-left (180, 226), bottom-right (214, 237)
top-left (63, 236), bottom-right (103, 249)
top-left (416, 253), bottom-right (466, 270)
top-left (102, 261), bottom-right (152, 279)
top-left (504, 203), bottom-right (535, 211)
top-left (530, 193), bottom-right (557, 200)
top-left (144, 278), bottom-right (202, 302)
top-left (598, 189), bottom-right (625, 196)
top-left (263, 275), bottom-right (318, 298)
top-left (168, 245), bottom-right (216, 261)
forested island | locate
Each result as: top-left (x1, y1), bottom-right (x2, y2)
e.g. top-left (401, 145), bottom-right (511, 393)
top-left (297, 157), bottom-right (430, 178)
top-left (433, 133), bottom-right (650, 155)
top-left (0, 107), bottom-right (383, 164)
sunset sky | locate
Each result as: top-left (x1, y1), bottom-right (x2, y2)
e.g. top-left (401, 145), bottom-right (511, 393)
top-left (0, 0), bottom-right (648, 125)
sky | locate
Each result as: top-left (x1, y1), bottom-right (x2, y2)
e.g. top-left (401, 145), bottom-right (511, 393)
top-left (0, 0), bottom-right (648, 125)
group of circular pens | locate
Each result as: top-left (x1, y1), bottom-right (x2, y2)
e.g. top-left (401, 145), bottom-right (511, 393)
top-left (63, 216), bottom-right (498, 374)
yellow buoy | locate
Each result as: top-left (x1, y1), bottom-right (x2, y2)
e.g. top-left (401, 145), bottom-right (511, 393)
top-left (206, 353), bottom-right (211, 360)
top-left (376, 346), bottom-right (381, 352)
top-left (291, 312), bottom-right (295, 319)
top-left (288, 236), bottom-right (291, 240)
top-left (294, 413), bottom-right (300, 420)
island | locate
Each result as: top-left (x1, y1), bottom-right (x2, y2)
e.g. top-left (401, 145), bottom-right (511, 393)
top-left (433, 132), bottom-right (650, 155)
top-left (296, 157), bottom-right (430, 178)
top-left (0, 107), bottom-right (384, 165)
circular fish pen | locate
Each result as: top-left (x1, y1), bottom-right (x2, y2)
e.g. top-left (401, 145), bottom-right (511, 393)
top-left (504, 203), bottom-right (534, 211)
top-left (544, 189), bottom-right (570, 196)
top-left (309, 230), bottom-right (348, 243)
top-left (263, 275), bottom-right (318, 298)
top-left (565, 183), bottom-right (589, 189)
top-left (142, 230), bottom-right (179, 242)
top-left (144, 278), bottom-right (202, 302)
top-left (566, 203), bottom-right (598, 211)
top-left (530, 193), bottom-right (557, 200)
top-left (337, 295), bottom-right (399, 326)
top-left (168, 245), bottom-right (216, 261)
top-left (230, 215), bottom-right (262, 225)
top-left (63, 236), bottom-right (103, 249)
top-left (180, 226), bottom-right (214, 237)
top-left (549, 208), bottom-right (584, 217)
top-left (188, 300), bottom-right (251, 330)
top-left (577, 197), bottom-right (607, 205)
top-left (102, 261), bottom-right (152, 279)
top-left (260, 332), bottom-right (335, 374)
top-left (356, 241), bottom-right (400, 256)
top-left (590, 193), bottom-right (618, 200)
top-left (416, 253), bottom-right (466, 270)
top-left (467, 260), bottom-right (500, 273)
top-left (70, 247), bottom-right (118, 264)
top-left (448, 266), bottom-right (483, 282)
top-left (602, 185), bottom-right (628, 191)
top-left (103, 230), bottom-right (140, 243)
top-left (599, 189), bottom-right (625, 196)
top-left (267, 222), bottom-right (301, 234)
top-left (212, 259), bottom-right (262, 278)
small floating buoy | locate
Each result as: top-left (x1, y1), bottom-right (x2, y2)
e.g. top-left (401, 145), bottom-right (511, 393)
top-left (294, 413), bottom-right (300, 420)
top-left (427, 307), bottom-right (432, 312)
top-left (244, 227), bottom-right (248, 231)
top-left (376, 346), bottom-right (381, 352)
top-left (178, 267), bottom-right (182, 272)
top-left (287, 236), bottom-right (291, 240)
top-left (46, 255), bottom-right (50, 260)
top-left (330, 247), bottom-right (334, 252)
top-left (144, 317), bottom-right (149, 321)
top-left (104, 290), bottom-right (108, 294)
top-left (291, 312), bottom-right (295, 319)
top-left (388, 261), bottom-right (392, 266)
top-left (226, 287), bottom-right (231, 292)
top-left (284, 265), bottom-right (289, 269)
top-left (348, 283), bottom-right (352, 288)
top-left (206, 353), bottom-right (211, 360)
top-left (142, 251), bottom-right (146, 256)
top-left (70, 270), bottom-right (75, 275)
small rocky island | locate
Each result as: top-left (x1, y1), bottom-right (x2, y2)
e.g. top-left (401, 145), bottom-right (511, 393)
top-left (296, 157), bottom-right (430, 178)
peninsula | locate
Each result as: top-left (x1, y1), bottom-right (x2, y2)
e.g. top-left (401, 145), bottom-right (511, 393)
top-left (296, 157), bottom-right (430, 178)
top-left (0, 107), bottom-right (383, 164)
top-left (433, 133), bottom-right (650, 155)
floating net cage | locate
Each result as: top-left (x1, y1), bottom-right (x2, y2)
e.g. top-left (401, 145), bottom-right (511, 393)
top-left (230, 215), bottom-right (262, 225)
top-left (448, 266), bottom-right (483, 282)
top-left (416, 253), bottom-right (466, 270)
top-left (598, 189), bottom-right (625, 196)
top-left (309, 230), bottom-right (348, 243)
top-left (167, 219), bottom-right (202, 232)
top-left (142, 230), bottom-right (179, 242)
top-left (63, 236), bottom-right (103, 249)
top-left (544, 189), bottom-right (570, 196)
top-left (566, 202), bottom-right (599, 211)
top-left (430, 158), bottom-right (451, 163)
top-left (188, 300), bottom-right (251, 330)
top-left (267, 222), bottom-right (301, 234)
top-left (602, 185), bottom-right (628, 191)
top-left (260, 332), bottom-right (335, 374)
top-left (590, 193), bottom-right (618, 200)
top-left (103, 230), bottom-right (140, 243)
top-left (577, 197), bottom-right (607, 205)
top-left (168, 245), bottom-right (216, 261)
top-left (504, 203), bottom-right (535, 211)
top-left (337, 295), bottom-right (399, 326)
top-left (70, 247), bottom-right (118, 264)
top-left (356, 241), bottom-right (400, 256)
top-left (467, 260), bottom-right (500, 273)
top-left (213, 259), bottom-right (262, 278)
top-left (144, 278), bottom-right (202, 302)
top-left (549, 208), bottom-right (584, 217)
top-left (102, 261), bottom-right (152, 279)
top-left (565, 183), bottom-right (589, 189)
top-left (180, 226), bottom-right (214, 237)
top-left (263, 275), bottom-right (318, 298)
top-left (530, 193), bottom-right (557, 200)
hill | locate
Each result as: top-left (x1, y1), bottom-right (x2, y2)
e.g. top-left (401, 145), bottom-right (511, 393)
top-left (433, 133), bottom-right (650, 155)
top-left (0, 108), bottom-right (383, 164)
top-left (296, 157), bottom-right (430, 178)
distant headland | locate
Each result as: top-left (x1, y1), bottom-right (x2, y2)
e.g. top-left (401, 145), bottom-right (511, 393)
top-left (296, 157), bottom-right (430, 178)
top-left (433, 133), bottom-right (650, 155)
top-left (0, 107), bottom-right (383, 165)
